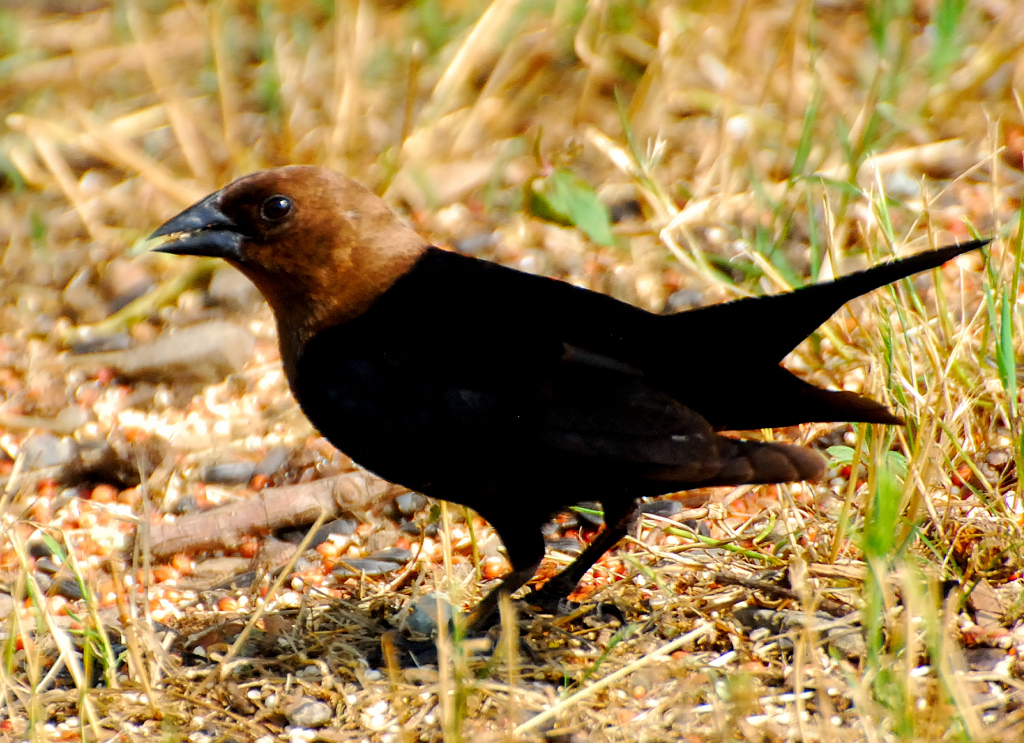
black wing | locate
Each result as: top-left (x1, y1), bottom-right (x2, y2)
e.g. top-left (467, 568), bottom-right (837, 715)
top-left (293, 251), bottom-right (824, 502)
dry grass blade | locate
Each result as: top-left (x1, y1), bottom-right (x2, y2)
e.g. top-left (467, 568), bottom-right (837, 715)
top-left (199, 508), bottom-right (332, 693)
top-left (127, 1), bottom-right (215, 189)
top-left (421, 0), bottom-right (525, 125)
top-left (514, 623), bottom-right (713, 736)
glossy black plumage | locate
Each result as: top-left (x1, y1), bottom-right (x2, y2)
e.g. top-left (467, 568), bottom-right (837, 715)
top-left (150, 165), bottom-right (987, 640)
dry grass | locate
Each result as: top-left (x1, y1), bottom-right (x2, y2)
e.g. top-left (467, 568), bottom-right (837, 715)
top-left (1, 0), bottom-right (1024, 741)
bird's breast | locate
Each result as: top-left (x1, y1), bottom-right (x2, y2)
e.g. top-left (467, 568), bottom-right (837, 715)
top-left (291, 329), bottom-right (529, 492)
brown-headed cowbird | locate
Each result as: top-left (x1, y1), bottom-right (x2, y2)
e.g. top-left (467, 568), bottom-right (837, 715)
top-left (150, 166), bottom-right (986, 636)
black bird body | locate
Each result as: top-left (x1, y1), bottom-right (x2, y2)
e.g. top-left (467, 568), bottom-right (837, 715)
top-left (293, 246), bottom-right (734, 574)
top-left (149, 165), bottom-right (987, 636)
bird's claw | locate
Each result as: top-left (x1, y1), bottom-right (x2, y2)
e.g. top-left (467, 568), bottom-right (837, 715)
top-left (525, 588), bottom-right (579, 616)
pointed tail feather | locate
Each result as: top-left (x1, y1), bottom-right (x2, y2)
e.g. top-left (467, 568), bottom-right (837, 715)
top-left (705, 438), bottom-right (826, 486)
top-left (647, 437), bottom-right (825, 487)
top-left (698, 364), bottom-right (905, 431)
top-left (671, 239), bottom-right (988, 364)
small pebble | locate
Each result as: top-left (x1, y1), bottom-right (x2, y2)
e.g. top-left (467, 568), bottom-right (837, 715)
top-left (70, 333), bottom-right (132, 355)
top-left (71, 320), bottom-right (255, 384)
top-left (640, 500), bottom-right (682, 517)
top-left (455, 233), bottom-right (495, 255)
top-left (256, 445), bottom-right (290, 476)
top-left (332, 559), bottom-right (403, 577)
top-left (321, 518), bottom-right (359, 537)
top-left (545, 537), bottom-right (581, 554)
top-left (201, 462), bottom-right (257, 485)
top-left (35, 558), bottom-right (62, 575)
top-left (403, 593), bottom-right (452, 636)
top-left (395, 492), bottom-right (427, 516)
top-left (667, 289), bottom-right (704, 311)
top-left (169, 494), bottom-right (200, 516)
top-left (284, 698), bottom-right (333, 729)
top-left (985, 449), bottom-right (1011, 468)
top-left (22, 433), bottom-right (78, 469)
top-left (27, 540), bottom-right (58, 559)
top-left (366, 547), bottom-right (413, 564)
top-left (609, 199), bottom-right (643, 223)
top-left (51, 576), bottom-right (84, 601)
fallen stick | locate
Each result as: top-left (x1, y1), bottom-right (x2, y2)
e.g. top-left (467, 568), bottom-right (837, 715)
top-left (142, 471), bottom-right (407, 559)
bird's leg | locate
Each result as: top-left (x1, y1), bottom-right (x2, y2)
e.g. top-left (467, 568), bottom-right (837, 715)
top-left (462, 527), bottom-right (545, 635)
top-left (527, 499), bottom-right (641, 612)
top-left (378, 533), bottom-right (542, 667)
top-left (462, 561), bottom-right (541, 634)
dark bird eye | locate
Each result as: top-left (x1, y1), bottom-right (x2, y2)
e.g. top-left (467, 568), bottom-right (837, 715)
top-left (261, 195), bottom-right (293, 221)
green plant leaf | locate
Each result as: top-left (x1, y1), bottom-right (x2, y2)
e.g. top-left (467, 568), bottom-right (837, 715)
top-left (997, 288), bottom-right (1017, 417)
top-left (827, 445), bottom-right (855, 465)
top-left (864, 463), bottom-right (902, 560)
top-left (527, 168), bottom-right (615, 246)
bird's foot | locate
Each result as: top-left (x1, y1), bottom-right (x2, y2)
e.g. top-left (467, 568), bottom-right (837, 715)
top-left (524, 586), bottom-right (579, 616)
top-left (526, 586), bottom-right (631, 628)
top-left (373, 627), bottom-right (513, 668)
top-left (373, 630), bottom-right (439, 667)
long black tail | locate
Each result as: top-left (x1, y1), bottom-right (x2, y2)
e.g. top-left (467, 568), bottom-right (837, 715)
top-left (672, 239), bottom-right (989, 365)
top-left (661, 239), bottom-right (989, 430)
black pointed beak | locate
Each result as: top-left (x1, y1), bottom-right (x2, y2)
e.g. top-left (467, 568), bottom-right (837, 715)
top-left (149, 192), bottom-right (245, 261)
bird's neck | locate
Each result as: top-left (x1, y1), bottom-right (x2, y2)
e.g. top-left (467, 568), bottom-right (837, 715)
top-left (263, 242), bottom-right (428, 387)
